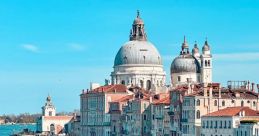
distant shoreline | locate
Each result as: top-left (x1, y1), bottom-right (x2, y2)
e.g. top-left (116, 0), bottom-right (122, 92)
top-left (0, 123), bottom-right (36, 125)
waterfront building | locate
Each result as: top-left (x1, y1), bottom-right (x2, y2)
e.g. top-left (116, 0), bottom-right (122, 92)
top-left (168, 81), bottom-right (259, 136)
top-left (201, 107), bottom-right (259, 136)
top-left (79, 10), bottom-right (259, 136)
top-left (36, 95), bottom-right (73, 135)
top-left (0, 117), bottom-right (4, 124)
top-left (80, 84), bottom-right (130, 136)
top-left (108, 87), bottom-right (170, 136)
top-left (66, 115), bottom-right (81, 136)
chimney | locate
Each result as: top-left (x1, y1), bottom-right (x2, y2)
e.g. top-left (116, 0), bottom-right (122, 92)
top-left (149, 96), bottom-right (153, 103)
top-left (203, 88), bottom-right (207, 97)
top-left (252, 83), bottom-right (255, 92)
top-left (209, 86), bottom-right (213, 98)
top-left (187, 83), bottom-right (191, 94)
top-left (218, 84), bottom-right (221, 98)
top-left (191, 84), bottom-right (195, 94)
top-left (248, 80), bottom-right (250, 91)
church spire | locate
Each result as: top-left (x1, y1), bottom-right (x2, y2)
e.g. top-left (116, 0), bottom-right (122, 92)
top-left (129, 10), bottom-right (147, 41)
top-left (181, 36), bottom-right (189, 54)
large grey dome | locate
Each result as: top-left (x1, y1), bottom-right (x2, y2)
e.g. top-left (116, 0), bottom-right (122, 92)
top-left (171, 54), bottom-right (200, 73)
top-left (114, 41), bottom-right (162, 66)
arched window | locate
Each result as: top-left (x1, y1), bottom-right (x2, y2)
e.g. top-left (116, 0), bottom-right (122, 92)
top-left (49, 111), bottom-right (52, 116)
top-left (140, 80), bottom-right (144, 88)
top-left (146, 80), bottom-right (151, 90)
top-left (196, 110), bottom-right (200, 119)
top-left (253, 101), bottom-right (256, 107)
top-left (214, 100), bottom-right (218, 106)
top-left (205, 60), bottom-right (208, 67)
top-left (241, 101), bottom-right (244, 107)
top-left (123, 56), bottom-right (127, 63)
top-left (208, 60), bottom-right (211, 66)
top-left (222, 101), bottom-right (225, 106)
top-left (121, 80), bottom-right (125, 85)
top-left (50, 124), bottom-right (55, 134)
top-left (196, 99), bottom-right (200, 106)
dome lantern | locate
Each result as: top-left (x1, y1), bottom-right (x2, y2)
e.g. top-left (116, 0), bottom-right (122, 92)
top-left (129, 10), bottom-right (147, 41)
top-left (181, 36), bottom-right (190, 55)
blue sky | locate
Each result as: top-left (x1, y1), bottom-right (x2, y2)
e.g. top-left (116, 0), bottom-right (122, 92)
top-left (0, 0), bottom-right (259, 115)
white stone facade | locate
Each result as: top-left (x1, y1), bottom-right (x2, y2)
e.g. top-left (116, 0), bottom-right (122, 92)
top-left (171, 38), bottom-right (212, 87)
top-left (111, 64), bottom-right (166, 91)
top-left (111, 12), bottom-right (166, 91)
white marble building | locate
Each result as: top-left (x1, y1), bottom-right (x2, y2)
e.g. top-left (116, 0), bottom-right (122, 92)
top-left (36, 95), bottom-right (73, 135)
top-left (170, 37), bottom-right (212, 87)
top-left (111, 11), bottom-right (166, 92)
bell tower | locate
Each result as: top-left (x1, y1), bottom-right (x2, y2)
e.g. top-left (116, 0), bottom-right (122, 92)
top-left (42, 95), bottom-right (56, 116)
top-left (201, 38), bottom-right (212, 84)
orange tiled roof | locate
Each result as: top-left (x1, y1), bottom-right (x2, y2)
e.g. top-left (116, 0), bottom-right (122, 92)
top-left (43, 116), bottom-right (73, 120)
top-left (153, 96), bottom-right (170, 105)
top-left (204, 107), bottom-right (259, 117)
top-left (87, 84), bottom-right (127, 94)
top-left (113, 95), bottom-right (134, 102)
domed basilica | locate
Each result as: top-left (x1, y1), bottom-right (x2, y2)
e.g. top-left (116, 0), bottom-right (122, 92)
top-left (111, 11), bottom-right (213, 91)
top-left (171, 37), bottom-right (212, 87)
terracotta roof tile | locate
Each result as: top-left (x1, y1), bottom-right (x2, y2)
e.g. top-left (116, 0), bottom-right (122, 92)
top-left (153, 96), bottom-right (170, 105)
top-left (43, 116), bottom-right (73, 120)
top-left (113, 95), bottom-right (134, 102)
top-left (85, 84), bottom-right (127, 94)
top-left (204, 107), bottom-right (259, 117)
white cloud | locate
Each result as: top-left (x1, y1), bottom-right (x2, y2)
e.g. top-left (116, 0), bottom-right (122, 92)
top-left (68, 43), bottom-right (85, 51)
top-left (214, 52), bottom-right (259, 61)
top-left (21, 44), bottom-right (39, 53)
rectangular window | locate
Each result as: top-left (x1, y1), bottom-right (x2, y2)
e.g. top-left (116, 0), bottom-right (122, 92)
top-left (178, 76), bottom-right (181, 82)
top-left (228, 121), bottom-right (231, 128)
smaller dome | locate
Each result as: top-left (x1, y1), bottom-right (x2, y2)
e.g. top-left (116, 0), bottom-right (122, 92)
top-left (134, 18), bottom-right (144, 25)
top-left (202, 40), bottom-right (210, 51)
top-left (171, 54), bottom-right (200, 74)
top-left (192, 43), bottom-right (199, 54)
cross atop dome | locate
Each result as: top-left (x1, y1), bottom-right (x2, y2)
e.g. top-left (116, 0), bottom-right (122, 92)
top-left (129, 10), bottom-right (147, 41)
